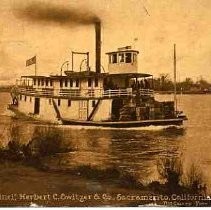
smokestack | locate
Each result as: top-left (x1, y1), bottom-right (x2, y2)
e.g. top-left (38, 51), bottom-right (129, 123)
top-left (95, 21), bottom-right (101, 73)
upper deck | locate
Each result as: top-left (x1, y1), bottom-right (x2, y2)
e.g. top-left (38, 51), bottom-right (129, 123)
top-left (15, 71), bottom-right (154, 99)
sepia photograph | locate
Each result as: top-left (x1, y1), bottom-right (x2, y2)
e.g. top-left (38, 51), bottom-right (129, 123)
top-left (0, 0), bottom-right (211, 207)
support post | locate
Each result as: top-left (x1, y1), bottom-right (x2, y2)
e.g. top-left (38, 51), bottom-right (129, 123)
top-left (35, 55), bottom-right (37, 76)
top-left (87, 52), bottom-right (89, 71)
top-left (174, 44), bottom-right (177, 112)
top-left (72, 51), bottom-right (74, 71)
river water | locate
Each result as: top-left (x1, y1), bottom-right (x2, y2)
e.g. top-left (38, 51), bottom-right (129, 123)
top-left (0, 92), bottom-right (211, 206)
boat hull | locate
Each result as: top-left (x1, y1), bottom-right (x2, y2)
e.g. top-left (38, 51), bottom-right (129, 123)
top-left (61, 118), bottom-right (184, 128)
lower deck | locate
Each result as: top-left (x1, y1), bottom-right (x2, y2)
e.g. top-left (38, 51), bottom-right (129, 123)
top-left (13, 94), bottom-right (112, 123)
top-left (8, 103), bottom-right (184, 128)
top-left (10, 90), bottom-right (182, 126)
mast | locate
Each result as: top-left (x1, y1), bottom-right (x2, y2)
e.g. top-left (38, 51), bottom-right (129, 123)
top-left (174, 44), bottom-right (177, 112)
top-left (34, 55), bottom-right (37, 76)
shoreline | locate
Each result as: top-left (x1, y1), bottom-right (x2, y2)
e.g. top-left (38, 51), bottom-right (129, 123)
top-left (0, 160), bottom-right (155, 207)
top-left (155, 91), bottom-right (211, 95)
top-left (0, 160), bottom-right (209, 207)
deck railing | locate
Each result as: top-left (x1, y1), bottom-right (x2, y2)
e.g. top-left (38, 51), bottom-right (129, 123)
top-left (138, 89), bottom-right (154, 96)
top-left (59, 89), bottom-right (81, 97)
top-left (17, 87), bottom-right (153, 98)
top-left (18, 88), bottom-right (54, 96)
top-left (103, 89), bottom-right (133, 98)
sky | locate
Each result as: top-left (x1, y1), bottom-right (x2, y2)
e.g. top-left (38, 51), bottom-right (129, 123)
top-left (0, 0), bottom-right (211, 85)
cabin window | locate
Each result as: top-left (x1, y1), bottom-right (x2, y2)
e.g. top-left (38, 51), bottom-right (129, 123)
top-left (41, 79), bottom-right (44, 86)
top-left (125, 53), bottom-right (132, 63)
top-left (112, 54), bottom-right (117, 64)
top-left (119, 53), bottom-right (124, 63)
top-left (58, 99), bottom-right (61, 106)
top-left (38, 79), bottom-right (40, 86)
top-left (46, 80), bottom-right (49, 86)
top-left (76, 79), bottom-right (79, 87)
top-left (92, 100), bottom-right (96, 107)
top-left (95, 78), bottom-right (98, 87)
top-left (25, 95), bottom-right (27, 101)
top-left (70, 79), bottom-right (73, 87)
top-left (65, 79), bottom-right (68, 87)
top-left (49, 99), bottom-right (52, 105)
top-left (50, 80), bottom-right (53, 86)
top-left (60, 80), bottom-right (63, 88)
top-left (68, 99), bottom-right (71, 107)
top-left (88, 78), bottom-right (92, 87)
top-left (33, 79), bottom-right (36, 85)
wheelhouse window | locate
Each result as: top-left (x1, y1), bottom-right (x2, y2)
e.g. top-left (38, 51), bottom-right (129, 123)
top-left (88, 78), bottom-right (92, 87)
top-left (38, 79), bottom-right (40, 86)
top-left (133, 53), bottom-right (137, 62)
top-left (125, 53), bottom-right (132, 63)
top-left (33, 79), bottom-right (36, 85)
top-left (118, 53), bottom-right (124, 63)
top-left (109, 55), bottom-right (112, 64)
top-left (50, 80), bottom-right (53, 86)
top-left (112, 54), bottom-right (117, 63)
top-left (24, 95), bottom-right (27, 101)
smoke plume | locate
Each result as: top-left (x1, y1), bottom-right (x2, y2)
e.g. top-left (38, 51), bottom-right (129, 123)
top-left (14, 1), bottom-right (101, 26)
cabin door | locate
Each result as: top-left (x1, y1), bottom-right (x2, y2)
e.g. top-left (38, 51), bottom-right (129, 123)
top-left (111, 99), bottom-right (123, 120)
top-left (79, 100), bottom-right (88, 120)
top-left (34, 97), bottom-right (40, 114)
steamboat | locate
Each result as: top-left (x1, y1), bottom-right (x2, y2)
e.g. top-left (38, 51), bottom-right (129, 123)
top-left (9, 22), bottom-right (186, 128)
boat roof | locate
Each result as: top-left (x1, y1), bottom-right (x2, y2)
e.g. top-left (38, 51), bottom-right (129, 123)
top-left (21, 75), bottom-right (48, 79)
top-left (107, 73), bottom-right (152, 78)
top-left (21, 72), bottom-right (152, 80)
top-left (21, 71), bottom-right (108, 79)
top-left (106, 46), bottom-right (139, 54)
top-left (106, 50), bottom-right (139, 55)
top-left (64, 70), bottom-right (107, 78)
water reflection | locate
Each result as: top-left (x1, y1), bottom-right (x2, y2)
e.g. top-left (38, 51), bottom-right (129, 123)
top-left (1, 121), bottom-right (185, 184)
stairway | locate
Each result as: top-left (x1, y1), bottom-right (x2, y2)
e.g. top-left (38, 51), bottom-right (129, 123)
top-left (87, 99), bottom-right (102, 121)
top-left (52, 99), bottom-right (61, 119)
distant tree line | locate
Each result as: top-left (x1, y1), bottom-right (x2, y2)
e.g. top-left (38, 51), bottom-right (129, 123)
top-left (153, 74), bottom-right (211, 93)
top-left (0, 85), bottom-right (12, 92)
top-left (0, 76), bottom-right (211, 93)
